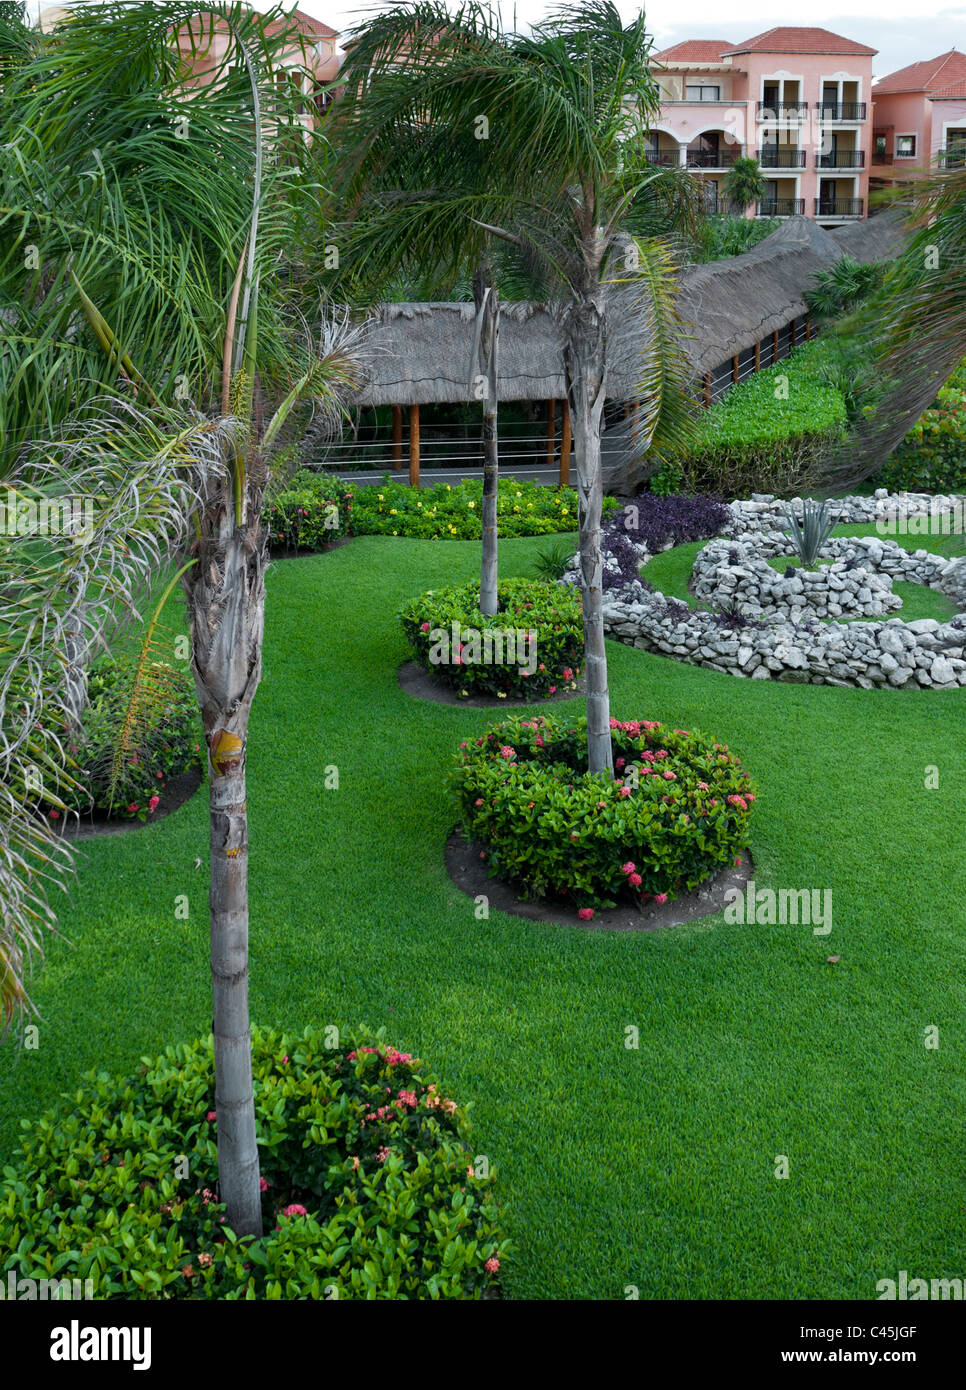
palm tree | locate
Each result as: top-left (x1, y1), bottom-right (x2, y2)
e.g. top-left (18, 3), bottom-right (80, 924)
top-left (331, 0), bottom-right (696, 774)
top-left (723, 156), bottom-right (767, 214)
top-left (0, 2), bottom-right (360, 1237)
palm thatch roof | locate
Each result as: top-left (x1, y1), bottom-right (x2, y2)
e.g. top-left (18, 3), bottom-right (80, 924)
top-left (353, 211), bottom-right (908, 408)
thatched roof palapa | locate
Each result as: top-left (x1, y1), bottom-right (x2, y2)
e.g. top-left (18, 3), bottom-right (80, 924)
top-left (353, 211), bottom-right (908, 409)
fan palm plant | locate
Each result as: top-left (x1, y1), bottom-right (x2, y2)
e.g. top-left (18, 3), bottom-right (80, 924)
top-left (0, 2), bottom-right (361, 1238)
top-left (330, 0), bottom-right (697, 774)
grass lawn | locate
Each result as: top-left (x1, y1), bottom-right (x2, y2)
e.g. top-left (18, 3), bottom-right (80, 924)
top-left (1, 528), bottom-right (964, 1299)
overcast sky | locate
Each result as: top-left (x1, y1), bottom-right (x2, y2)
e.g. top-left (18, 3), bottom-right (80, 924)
top-left (28, 2), bottom-right (966, 81)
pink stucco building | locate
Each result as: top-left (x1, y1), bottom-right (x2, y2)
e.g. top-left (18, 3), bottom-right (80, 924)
top-left (651, 27), bottom-right (877, 223)
top-left (175, 7), bottom-right (340, 127)
top-left (870, 50), bottom-right (966, 190)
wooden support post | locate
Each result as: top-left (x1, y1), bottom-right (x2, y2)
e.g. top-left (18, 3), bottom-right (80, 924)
top-left (703, 373), bottom-right (711, 408)
top-left (732, 354), bottom-right (739, 385)
top-left (392, 404), bottom-right (402, 470)
top-left (559, 400), bottom-right (571, 487)
top-left (546, 398), bottom-right (557, 467)
top-left (772, 328), bottom-right (780, 364)
top-left (789, 316), bottom-right (797, 349)
top-left (408, 403), bottom-right (420, 488)
top-left (754, 340), bottom-right (761, 373)
top-left (805, 315), bottom-right (812, 341)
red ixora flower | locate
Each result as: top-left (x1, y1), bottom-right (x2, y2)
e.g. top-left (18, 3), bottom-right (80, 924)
top-left (148, 795), bottom-right (160, 813)
top-left (282, 1204), bottom-right (308, 1218)
top-left (206, 1111), bottom-right (217, 1123)
top-left (578, 908), bottom-right (594, 921)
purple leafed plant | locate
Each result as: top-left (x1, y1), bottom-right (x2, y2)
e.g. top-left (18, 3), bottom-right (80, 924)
top-left (613, 492), bottom-right (731, 553)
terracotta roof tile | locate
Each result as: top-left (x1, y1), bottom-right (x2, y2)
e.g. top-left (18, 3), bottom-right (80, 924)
top-left (873, 50), bottom-right (966, 95)
top-left (722, 27), bottom-right (876, 58)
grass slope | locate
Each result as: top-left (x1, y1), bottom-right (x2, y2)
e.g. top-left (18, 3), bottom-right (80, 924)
top-left (1, 530), bottom-right (964, 1300)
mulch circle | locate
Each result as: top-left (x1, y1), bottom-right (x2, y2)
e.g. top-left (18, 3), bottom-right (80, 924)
top-left (445, 828), bottom-right (754, 931)
top-left (53, 764), bottom-right (204, 841)
top-left (398, 661), bottom-right (586, 709)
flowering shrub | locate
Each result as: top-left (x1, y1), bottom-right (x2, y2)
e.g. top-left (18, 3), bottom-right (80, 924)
top-left (454, 715), bottom-right (755, 910)
top-left (401, 578), bottom-right (583, 701)
top-left (49, 656), bottom-right (201, 823)
top-left (265, 471), bottom-right (618, 545)
top-left (263, 479), bottom-right (354, 552)
top-left (0, 1027), bottom-right (508, 1300)
top-left (873, 384), bottom-right (966, 494)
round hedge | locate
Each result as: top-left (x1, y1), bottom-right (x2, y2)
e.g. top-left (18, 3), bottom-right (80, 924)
top-left (0, 1028), bottom-right (508, 1300)
top-left (453, 715), bottom-right (755, 910)
top-left (400, 577), bottom-right (583, 701)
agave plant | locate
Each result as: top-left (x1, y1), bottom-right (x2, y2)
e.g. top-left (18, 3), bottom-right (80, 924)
top-left (781, 498), bottom-right (837, 569)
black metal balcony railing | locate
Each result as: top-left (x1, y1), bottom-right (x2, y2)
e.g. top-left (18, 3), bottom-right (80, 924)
top-left (940, 147), bottom-right (966, 168)
top-left (756, 101), bottom-right (807, 120)
top-left (757, 198), bottom-right (805, 217)
top-left (686, 147), bottom-right (744, 168)
top-left (816, 150), bottom-right (865, 168)
top-left (757, 147), bottom-right (806, 168)
top-left (872, 150), bottom-right (894, 164)
top-left (815, 198), bottom-right (864, 217)
top-left (644, 149), bottom-right (680, 166)
top-left (817, 102), bottom-right (867, 121)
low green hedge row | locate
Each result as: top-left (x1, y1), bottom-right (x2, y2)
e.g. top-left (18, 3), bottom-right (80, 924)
top-left (453, 715), bottom-right (755, 911)
top-left (0, 1028), bottom-right (508, 1300)
top-left (400, 578), bottom-right (584, 701)
top-left (681, 352), bottom-right (847, 497)
top-left (264, 472), bottom-right (618, 549)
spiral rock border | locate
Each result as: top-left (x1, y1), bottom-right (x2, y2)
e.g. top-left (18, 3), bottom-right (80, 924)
top-left (562, 490), bottom-right (966, 689)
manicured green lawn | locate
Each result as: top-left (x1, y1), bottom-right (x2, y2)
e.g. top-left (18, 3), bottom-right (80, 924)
top-left (2, 529), bottom-right (964, 1299)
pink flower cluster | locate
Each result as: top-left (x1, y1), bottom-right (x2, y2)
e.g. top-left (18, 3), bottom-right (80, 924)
top-left (620, 862), bottom-right (643, 888)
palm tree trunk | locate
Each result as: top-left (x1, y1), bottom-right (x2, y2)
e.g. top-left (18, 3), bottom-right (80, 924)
top-left (187, 524), bottom-right (264, 1239)
top-left (473, 270), bottom-right (500, 616)
top-left (566, 293), bottom-right (613, 776)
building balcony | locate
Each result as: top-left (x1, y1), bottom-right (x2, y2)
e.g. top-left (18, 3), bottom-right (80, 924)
top-left (756, 101), bottom-right (807, 121)
top-left (686, 148), bottom-right (744, 168)
top-left (817, 102), bottom-right (867, 121)
top-left (758, 147), bottom-right (806, 168)
top-left (815, 198), bottom-right (864, 218)
top-left (939, 147), bottom-right (966, 168)
top-left (871, 151), bottom-right (894, 165)
top-left (644, 149), bottom-right (680, 166)
top-left (757, 198), bottom-right (805, 217)
top-left (816, 150), bottom-right (865, 169)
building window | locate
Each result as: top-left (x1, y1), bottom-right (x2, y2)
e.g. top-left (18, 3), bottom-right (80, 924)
top-left (895, 134), bottom-right (917, 157)
top-left (685, 84), bottom-right (720, 101)
top-left (874, 134), bottom-right (887, 157)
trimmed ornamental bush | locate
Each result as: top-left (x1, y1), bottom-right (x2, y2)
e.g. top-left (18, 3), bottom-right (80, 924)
top-left (681, 354), bottom-right (848, 496)
top-left (401, 578), bottom-right (583, 701)
top-left (0, 1027), bottom-right (508, 1301)
top-left (264, 471), bottom-right (618, 546)
top-left (264, 479), bottom-right (354, 552)
top-left (49, 655), bottom-right (201, 823)
top-left (453, 714), bottom-right (755, 911)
